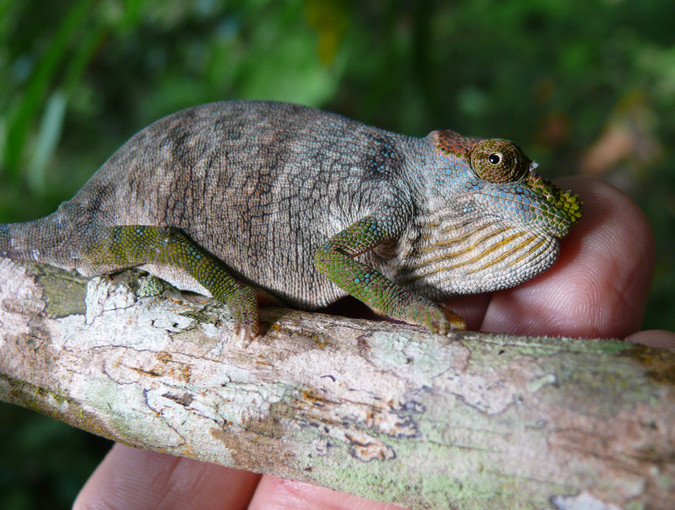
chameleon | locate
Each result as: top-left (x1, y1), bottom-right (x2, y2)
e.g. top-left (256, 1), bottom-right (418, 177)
top-left (0, 101), bottom-right (582, 341)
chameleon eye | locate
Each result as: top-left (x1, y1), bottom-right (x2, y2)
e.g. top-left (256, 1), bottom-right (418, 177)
top-left (470, 139), bottom-right (530, 183)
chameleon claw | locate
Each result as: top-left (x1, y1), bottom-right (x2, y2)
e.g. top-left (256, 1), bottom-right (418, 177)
top-left (400, 297), bottom-right (466, 335)
top-left (427, 305), bottom-right (466, 335)
top-left (224, 285), bottom-right (260, 346)
top-left (232, 320), bottom-right (260, 347)
top-left (442, 307), bottom-right (467, 332)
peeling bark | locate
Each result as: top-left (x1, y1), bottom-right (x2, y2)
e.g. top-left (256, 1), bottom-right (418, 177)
top-left (0, 259), bottom-right (673, 509)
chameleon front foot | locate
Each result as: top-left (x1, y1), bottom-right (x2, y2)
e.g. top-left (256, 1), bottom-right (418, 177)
top-left (400, 296), bottom-right (466, 335)
top-left (314, 216), bottom-right (467, 337)
top-left (443, 307), bottom-right (467, 331)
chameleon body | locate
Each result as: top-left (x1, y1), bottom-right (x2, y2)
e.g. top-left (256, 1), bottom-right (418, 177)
top-left (0, 101), bottom-right (581, 340)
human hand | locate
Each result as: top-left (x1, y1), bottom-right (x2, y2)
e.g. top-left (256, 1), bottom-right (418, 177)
top-left (73, 177), bottom-right (674, 510)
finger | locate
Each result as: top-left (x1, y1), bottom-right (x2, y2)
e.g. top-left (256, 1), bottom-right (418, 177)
top-left (73, 444), bottom-right (260, 510)
top-left (626, 329), bottom-right (675, 350)
top-left (248, 475), bottom-right (409, 510)
top-left (481, 177), bottom-right (655, 338)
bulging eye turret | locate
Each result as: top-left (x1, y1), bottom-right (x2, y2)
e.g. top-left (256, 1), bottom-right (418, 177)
top-left (469, 139), bottom-right (530, 183)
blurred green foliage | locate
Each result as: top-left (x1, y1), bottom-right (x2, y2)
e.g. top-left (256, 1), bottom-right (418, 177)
top-left (0, 0), bottom-right (673, 507)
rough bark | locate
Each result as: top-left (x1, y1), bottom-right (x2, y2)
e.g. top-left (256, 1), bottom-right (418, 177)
top-left (0, 259), bottom-right (673, 510)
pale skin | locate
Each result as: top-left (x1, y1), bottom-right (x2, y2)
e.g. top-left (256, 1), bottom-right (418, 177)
top-left (73, 178), bottom-right (675, 510)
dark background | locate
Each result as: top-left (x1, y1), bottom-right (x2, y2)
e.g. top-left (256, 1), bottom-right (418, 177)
top-left (1, 1), bottom-right (673, 507)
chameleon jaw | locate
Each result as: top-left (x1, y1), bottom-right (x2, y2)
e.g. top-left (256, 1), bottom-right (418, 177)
top-left (525, 172), bottom-right (583, 239)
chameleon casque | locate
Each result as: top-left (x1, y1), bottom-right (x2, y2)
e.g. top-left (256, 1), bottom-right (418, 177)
top-left (0, 101), bottom-right (582, 340)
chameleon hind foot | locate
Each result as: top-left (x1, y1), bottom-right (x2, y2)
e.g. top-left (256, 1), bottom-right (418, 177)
top-left (226, 285), bottom-right (260, 344)
top-left (90, 225), bottom-right (261, 343)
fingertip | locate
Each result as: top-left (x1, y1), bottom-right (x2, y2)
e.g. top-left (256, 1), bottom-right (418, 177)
top-left (558, 177), bottom-right (654, 337)
top-left (626, 329), bottom-right (675, 350)
top-left (249, 476), bottom-right (409, 510)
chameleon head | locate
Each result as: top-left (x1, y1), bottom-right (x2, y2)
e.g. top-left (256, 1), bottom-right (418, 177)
top-left (401, 130), bottom-right (583, 297)
top-left (467, 137), bottom-right (582, 239)
top-left (432, 130), bottom-right (582, 240)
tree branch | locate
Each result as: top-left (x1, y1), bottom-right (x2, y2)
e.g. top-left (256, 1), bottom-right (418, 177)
top-left (0, 259), bottom-right (672, 509)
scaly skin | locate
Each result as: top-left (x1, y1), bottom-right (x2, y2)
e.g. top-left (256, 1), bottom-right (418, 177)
top-left (0, 101), bottom-right (582, 340)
